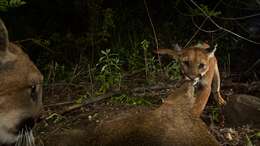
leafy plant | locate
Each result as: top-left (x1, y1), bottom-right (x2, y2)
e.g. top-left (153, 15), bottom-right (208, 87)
top-left (164, 61), bottom-right (181, 80)
top-left (256, 132), bottom-right (260, 138)
top-left (128, 40), bottom-right (161, 78)
top-left (0, 0), bottom-right (26, 11)
top-left (96, 49), bottom-right (122, 93)
top-left (128, 42), bottom-right (145, 71)
top-left (245, 134), bottom-right (254, 146)
top-left (245, 132), bottom-right (260, 146)
top-left (142, 40), bottom-right (163, 79)
top-left (210, 106), bottom-right (221, 123)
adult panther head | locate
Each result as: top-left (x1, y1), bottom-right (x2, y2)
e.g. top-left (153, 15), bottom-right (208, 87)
top-left (0, 19), bottom-right (43, 145)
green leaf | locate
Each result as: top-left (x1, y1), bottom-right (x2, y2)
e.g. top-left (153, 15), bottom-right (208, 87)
top-left (101, 65), bottom-right (108, 72)
top-left (255, 132), bottom-right (260, 138)
top-left (246, 134), bottom-right (253, 146)
top-left (0, 1), bottom-right (8, 11)
top-left (99, 56), bottom-right (106, 62)
top-left (101, 50), bottom-right (106, 55)
top-left (9, 0), bottom-right (26, 8)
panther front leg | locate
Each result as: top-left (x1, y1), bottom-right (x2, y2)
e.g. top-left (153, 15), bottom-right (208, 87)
top-left (211, 63), bottom-right (226, 105)
top-left (192, 82), bottom-right (211, 117)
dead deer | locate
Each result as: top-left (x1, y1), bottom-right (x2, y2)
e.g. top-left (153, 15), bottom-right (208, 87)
top-left (45, 80), bottom-right (220, 146)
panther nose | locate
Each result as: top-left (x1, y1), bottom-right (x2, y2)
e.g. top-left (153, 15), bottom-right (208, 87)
top-left (16, 117), bottom-right (35, 133)
top-left (186, 75), bottom-right (197, 80)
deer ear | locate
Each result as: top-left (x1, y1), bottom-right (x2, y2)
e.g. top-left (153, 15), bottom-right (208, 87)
top-left (205, 44), bottom-right (217, 58)
top-left (156, 48), bottom-right (180, 59)
top-left (0, 18), bottom-right (16, 64)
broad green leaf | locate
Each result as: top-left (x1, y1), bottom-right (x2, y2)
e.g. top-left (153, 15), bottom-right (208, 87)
top-left (255, 131), bottom-right (260, 138)
top-left (101, 64), bottom-right (108, 72)
top-left (246, 134), bottom-right (253, 146)
top-left (101, 50), bottom-right (106, 55)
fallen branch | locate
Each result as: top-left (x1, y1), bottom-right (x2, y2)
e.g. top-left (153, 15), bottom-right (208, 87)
top-left (44, 101), bottom-right (75, 108)
top-left (189, 0), bottom-right (260, 44)
top-left (45, 82), bottom-right (176, 109)
top-left (61, 83), bottom-right (176, 113)
top-left (61, 90), bottom-right (121, 115)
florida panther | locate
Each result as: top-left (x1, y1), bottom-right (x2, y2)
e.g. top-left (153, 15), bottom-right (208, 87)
top-left (157, 42), bottom-right (226, 117)
top-left (0, 19), bottom-right (43, 145)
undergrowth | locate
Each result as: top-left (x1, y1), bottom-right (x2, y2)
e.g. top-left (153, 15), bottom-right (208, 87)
top-left (96, 49), bottom-right (122, 94)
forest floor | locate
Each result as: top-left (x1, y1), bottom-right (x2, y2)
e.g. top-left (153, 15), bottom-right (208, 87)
top-left (34, 72), bottom-right (260, 146)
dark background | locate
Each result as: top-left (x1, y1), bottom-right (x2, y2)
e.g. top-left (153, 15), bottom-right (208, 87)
top-left (1, 0), bottom-right (260, 81)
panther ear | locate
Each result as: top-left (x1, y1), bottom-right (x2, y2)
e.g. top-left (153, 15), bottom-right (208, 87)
top-left (156, 48), bottom-right (181, 59)
top-left (0, 18), bottom-right (8, 52)
top-left (205, 44), bottom-right (217, 58)
top-left (0, 18), bottom-right (16, 64)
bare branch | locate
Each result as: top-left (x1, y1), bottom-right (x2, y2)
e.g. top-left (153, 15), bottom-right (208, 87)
top-left (185, 0), bottom-right (222, 47)
top-left (143, 0), bottom-right (162, 67)
top-left (191, 16), bottom-right (220, 33)
top-left (215, 13), bottom-right (260, 20)
top-left (184, 17), bottom-right (208, 48)
top-left (189, 0), bottom-right (260, 45)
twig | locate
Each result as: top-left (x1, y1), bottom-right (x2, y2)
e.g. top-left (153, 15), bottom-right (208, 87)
top-left (189, 0), bottom-right (260, 45)
top-left (88, 64), bottom-right (94, 95)
top-left (185, 0), bottom-right (222, 47)
top-left (144, 0), bottom-right (162, 67)
top-left (144, 0), bottom-right (158, 49)
top-left (215, 13), bottom-right (260, 20)
top-left (61, 90), bottom-right (121, 115)
top-left (44, 82), bottom-right (176, 109)
top-left (173, 2), bottom-right (260, 20)
top-left (185, 16), bottom-right (209, 48)
top-left (45, 101), bottom-right (75, 108)
top-left (191, 16), bottom-right (220, 33)
top-left (221, 1), bottom-right (260, 11)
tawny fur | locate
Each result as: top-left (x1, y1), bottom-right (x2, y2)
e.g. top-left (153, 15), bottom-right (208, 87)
top-left (45, 81), bottom-right (220, 146)
top-left (157, 43), bottom-right (225, 117)
top-left (0, 19), bottom-right (43, 145)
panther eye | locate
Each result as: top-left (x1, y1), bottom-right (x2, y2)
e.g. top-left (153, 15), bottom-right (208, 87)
top-left (30, 84), bottom-right (37, 102)
top-left (199, 63), bottom-right (205, 69)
